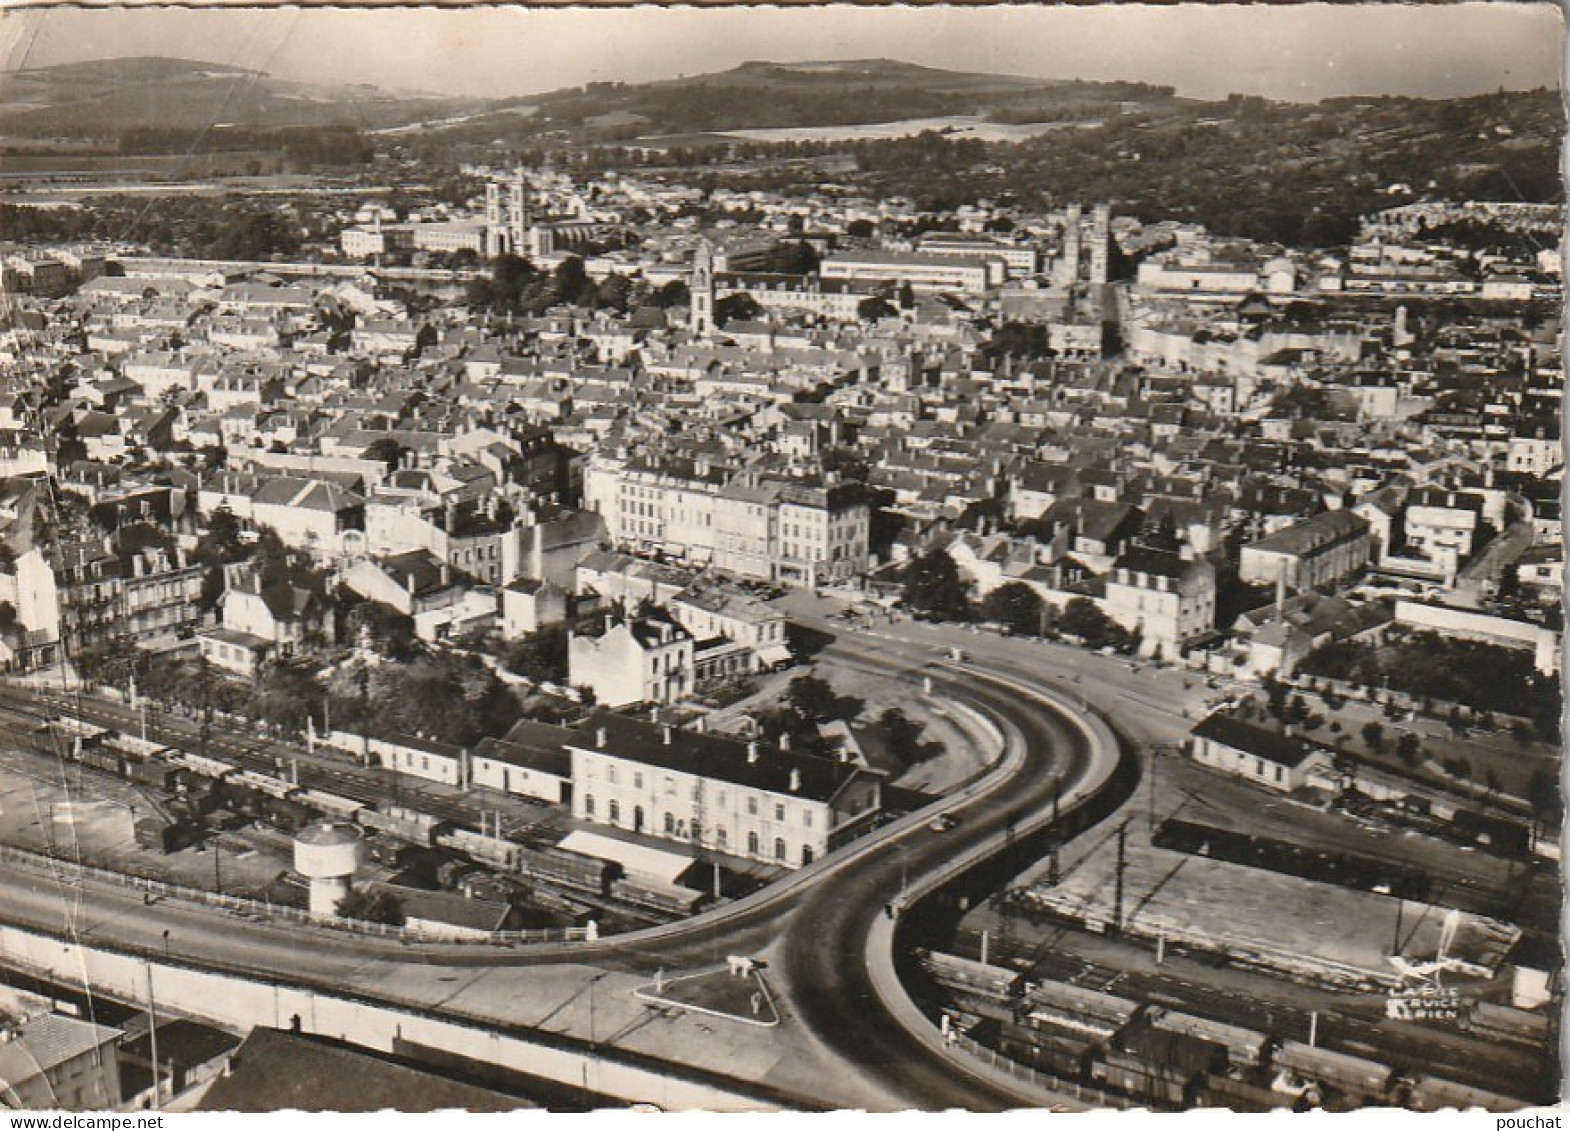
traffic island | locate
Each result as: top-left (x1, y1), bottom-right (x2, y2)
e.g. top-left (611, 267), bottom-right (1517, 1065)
top-left (632, 961), bottom-right (780, 1028)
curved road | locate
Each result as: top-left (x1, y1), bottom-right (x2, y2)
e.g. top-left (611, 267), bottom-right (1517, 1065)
top-left (0, 636), bottom-right (1131, 1109)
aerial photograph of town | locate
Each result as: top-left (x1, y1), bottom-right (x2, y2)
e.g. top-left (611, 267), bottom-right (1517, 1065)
top-left (0, 0), bottom-right (1562, 1115)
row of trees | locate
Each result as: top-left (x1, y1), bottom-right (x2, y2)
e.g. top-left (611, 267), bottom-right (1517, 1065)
top-left (899, 548), bottom-right (1133, 651)
top-left (466, 253), bottom-right (679, 317)
top-left (1299, 632), bottom-right (1560, 743)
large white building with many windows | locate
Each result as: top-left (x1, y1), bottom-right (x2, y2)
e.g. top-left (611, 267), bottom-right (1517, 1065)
top-left (567, 713), bottom-right (882, 868)
top-left (584, 458), bottom-right (870, 587)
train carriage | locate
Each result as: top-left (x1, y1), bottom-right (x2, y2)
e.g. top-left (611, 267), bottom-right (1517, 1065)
top-left (609, 876), bottom-right (703, 916)
top-left (1272, 1040), bottom-right (1395, 1106)
top-left (515, 844), bottom-right (620, 897)
top-left (1404, 1074), bottom-right (1530, 1112)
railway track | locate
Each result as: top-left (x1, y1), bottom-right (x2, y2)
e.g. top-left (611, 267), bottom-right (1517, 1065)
top-left (0, 687), bottom-right (536, 837)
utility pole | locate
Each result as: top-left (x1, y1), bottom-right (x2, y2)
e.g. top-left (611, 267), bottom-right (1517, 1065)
top-left (1149, 745), bottom-right (1157, 834)
top-left (198, 657), bottom-right (212, 763)
top-left (356, 658), bottom-right (371, 769)
top-left (1112, 821), bottom-right (1127, 936)
top-left (146, 962), bottom-right (161, 1111)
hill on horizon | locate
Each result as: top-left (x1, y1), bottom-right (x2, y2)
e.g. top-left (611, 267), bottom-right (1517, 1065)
top-left (0, 55), bottom-right (480, 139)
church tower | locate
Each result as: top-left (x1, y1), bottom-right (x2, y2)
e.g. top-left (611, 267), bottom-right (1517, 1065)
top-left (690, 240), bottom-right (715, 339)
top-left (485, 168), bottom-right (534, 258)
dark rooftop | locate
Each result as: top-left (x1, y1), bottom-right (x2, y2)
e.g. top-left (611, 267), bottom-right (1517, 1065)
top-left (569, 711), bottom-right (866, 805)
top-left (197, 1028), bottom-right (528, 1112)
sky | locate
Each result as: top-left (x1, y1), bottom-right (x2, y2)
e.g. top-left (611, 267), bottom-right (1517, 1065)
top-left (1, 3), bottom-right (1562, 104)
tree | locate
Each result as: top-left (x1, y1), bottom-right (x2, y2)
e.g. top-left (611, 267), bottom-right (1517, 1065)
top-left (199, 504), bottom-right (243, 563)
top-left (362, 436), bottom-right (408, 471)
top-left (787, 674), bottom-right (841, 724)
top-left (1360, 721), bottom-right (1385, 752)
top-left (1263, 676), bottom-right (1289, 719)
top-left (251, 661), bottom-right (320, 735)
top-left (652, 279), bottom-right (690, 308)
top-left (982, 582), bottom-right (1046, 637)
top-left (486, 253), bottom-right (537, 310)
top-left (766, 240), bottom-right (820, 275)
top-left (714, 292), bottom-right (762, 326)
top-left (553, 256), bottom-right (591, 306)
top-left (1057, 597), bottom-right (1130, 651)
top-left (1527, 767), bottom-right (1562, 828)
top-left (336, 888), bottom-right (405, 926)
top-left (1395, 731), bottom-right (1422, 766)
top-left (857, 295), bottom-right (899, 322)
top-left (502, 624), bottom-right (570, 684)
top-left (595, 273), bottom-right (633, 313)
top-left (901, 548), bottom-right (972, 623)
top-left (879, 707), bottom-right (928, 766)
top-left (347, 600), bottom-right (418, 662)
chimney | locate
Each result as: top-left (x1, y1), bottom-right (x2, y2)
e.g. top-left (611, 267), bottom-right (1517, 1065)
top-left (789, 768), bottom-right (801, 792)
top-left (596, 726), bottom-right (607, 748)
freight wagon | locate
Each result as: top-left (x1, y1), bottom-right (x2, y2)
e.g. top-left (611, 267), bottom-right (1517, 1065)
top-left (514, 844), bottom-right (620, 896)
top-left (102, 732), bottom-right (167, 762)
top-left (1272, 1041), bottom-right (1395, 1106)
top-left (609, 877), bottom-right (703, 917)
top-left (293, 788), bottom-right (364, 822)
top-left (921, 950), bottom-right (1020, 1002)
top-left (165, 751), bottom-right (238, 782)
top-left (993, 1018), bottom-right (1099, 1080)
top-left (127, 760), bottom-right (178, 791)
top-left (1023, 978), bottom-right (1143, 1034)
top-left (1462, 1001), bottom-right (1550, 1046)
top-left (1200, 1072), bottom-right (1293, 1112)
top-left (1148, 1007), bottom-right (1271, 1070)
top-left (71, 741), bottom-right (128, 777)
top-left (253, 793), bottom-right (314, 834)
top-left (1403, 1074), bottom-right (1529, 1112)
top-left (1089, 1047), bottom-right (1196, 1108)
top-left (356, 805), bottom-right (450, 847)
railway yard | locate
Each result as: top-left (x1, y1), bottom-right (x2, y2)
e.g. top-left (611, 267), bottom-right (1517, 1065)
top-left (0, 663), bottom-right (1556, 1112)
top-left (0, 684), bottom-right (789, 936)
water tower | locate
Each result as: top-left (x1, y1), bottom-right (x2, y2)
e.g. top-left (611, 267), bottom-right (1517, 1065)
top-left (293, 821), bottom-right (364, 917)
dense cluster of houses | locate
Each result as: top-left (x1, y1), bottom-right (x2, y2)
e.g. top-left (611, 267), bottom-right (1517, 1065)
top-left (0, 166), bottom-right (1561, 857)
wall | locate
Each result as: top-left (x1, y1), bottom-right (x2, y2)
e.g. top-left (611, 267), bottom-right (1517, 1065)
top-left (1393, 600), bottom-right (1560, 676)
top-left (0, 925), bottom-right (773, 1111)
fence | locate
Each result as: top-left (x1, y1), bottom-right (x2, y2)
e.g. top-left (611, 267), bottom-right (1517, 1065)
top-left (0, 843), bottom-right (592, 947)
